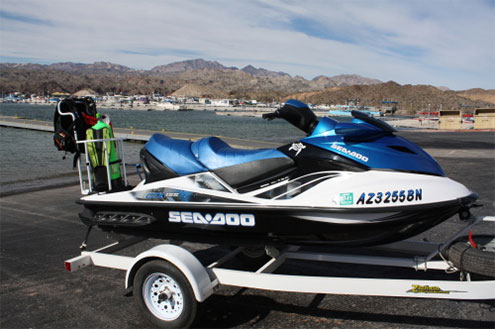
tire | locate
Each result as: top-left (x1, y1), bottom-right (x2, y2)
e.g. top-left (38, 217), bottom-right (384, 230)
top-left (447, 235), bottom-right (495, 277)
top-left (133, 260), bottom-right (197, 328)
top-left (234, 247), bottom-right (270, 267)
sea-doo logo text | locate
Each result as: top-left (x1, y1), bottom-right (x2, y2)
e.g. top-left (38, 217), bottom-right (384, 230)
top-left (289, 143), bottom-right (306, 156)
top-left (168, 211), bottom-right (255, 227)
top-left (331, 142), bottom-right (369, 162)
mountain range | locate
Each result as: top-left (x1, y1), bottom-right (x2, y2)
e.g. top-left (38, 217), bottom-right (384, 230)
top-left (0, 58), bottom-right (382, 86)
top-left (0, 59), bottom-right (493, 113)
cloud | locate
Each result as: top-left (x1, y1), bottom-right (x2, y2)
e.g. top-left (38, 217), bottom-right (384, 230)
top-left (118, 48), bottom-right (204, 58)
top-left (0, 9), bottom-right (54, 26)
top-left (0, 0), bottom-right (493, 89)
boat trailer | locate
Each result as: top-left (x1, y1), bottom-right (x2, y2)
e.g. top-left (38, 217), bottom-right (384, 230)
top-left (65, 214), bottom-right (495, 328)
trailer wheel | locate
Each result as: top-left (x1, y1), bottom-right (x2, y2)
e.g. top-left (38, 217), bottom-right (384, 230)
top-left (447, 235), bottom-right (495, 277)
top-left (133, 260), bottom-right (197, 328)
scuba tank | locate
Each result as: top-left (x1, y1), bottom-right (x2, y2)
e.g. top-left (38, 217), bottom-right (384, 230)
top-left (86, 114), bottom-right (122, 192)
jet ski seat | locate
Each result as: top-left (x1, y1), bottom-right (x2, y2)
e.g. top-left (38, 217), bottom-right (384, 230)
top-left (191, 137), bottom-right (294, 187)
top-left (141, 134), bottom-right (207, 183)
top-left (143, 134), bottom-right (295, 188)
top-left (191, 137), bottom-right (285, 169)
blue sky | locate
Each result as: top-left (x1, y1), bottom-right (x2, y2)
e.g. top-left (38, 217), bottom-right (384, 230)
top-left (0, 0), bottom-right (493, 90)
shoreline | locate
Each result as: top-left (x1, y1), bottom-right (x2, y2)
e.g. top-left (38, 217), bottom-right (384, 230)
top-left (3, 101), bottom-right (487, 130)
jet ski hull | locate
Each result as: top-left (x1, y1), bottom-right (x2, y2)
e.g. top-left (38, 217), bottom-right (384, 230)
top-left (79, 193), bottom-right (476, 247)
top-left (56, 99), bottom-right (479, 248)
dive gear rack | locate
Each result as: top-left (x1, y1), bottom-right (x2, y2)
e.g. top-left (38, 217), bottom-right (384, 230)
top-left (56, 103), bottom-right (129, 195)
top-left (76, 137), bottom-right (128, 195)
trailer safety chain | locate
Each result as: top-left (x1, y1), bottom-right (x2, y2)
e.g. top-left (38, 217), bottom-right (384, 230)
top-left (437, 249), bottom-right (458, 274)
top-left (80, 225), bottom-right (93, 251)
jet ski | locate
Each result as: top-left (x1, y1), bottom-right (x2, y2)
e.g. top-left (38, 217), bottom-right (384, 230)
top-left (68, 99), bottom-right (477, 247)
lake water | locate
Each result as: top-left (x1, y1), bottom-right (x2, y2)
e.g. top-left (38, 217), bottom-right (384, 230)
top-left (0, 103), bottom-right (320, 190)
top-left (0, 103), bottom-right (308, 141)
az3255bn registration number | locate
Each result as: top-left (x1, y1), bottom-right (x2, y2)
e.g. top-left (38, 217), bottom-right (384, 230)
top-left (356, 189), bottom-right (423, 205)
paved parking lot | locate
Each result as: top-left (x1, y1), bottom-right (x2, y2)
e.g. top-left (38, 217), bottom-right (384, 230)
top-left (1, 131), bottom-right (494, 328)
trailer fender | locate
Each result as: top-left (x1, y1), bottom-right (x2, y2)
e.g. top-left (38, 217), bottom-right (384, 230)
top-left (125, 244), bottom-right (216, 302)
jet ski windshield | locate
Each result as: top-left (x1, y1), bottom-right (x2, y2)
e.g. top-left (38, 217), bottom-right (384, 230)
top-left (350, 110), bottom-right (397, 133)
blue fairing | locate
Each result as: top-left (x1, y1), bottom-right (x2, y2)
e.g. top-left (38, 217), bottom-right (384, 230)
top-left (311, 117), bottom-right (338, 135)
top-left (303, 117), bottom-right (445, 176)
top-left (191, 136), bottom-right (289, 170)
top-left (145, 103), bottom-right (444, 177)
top-left (285, 99), bottom-right (310, 109)
top-left (145, 134), bottom-right (207, 175)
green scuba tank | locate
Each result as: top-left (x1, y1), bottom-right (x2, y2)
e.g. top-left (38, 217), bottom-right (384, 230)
top-left (86, 114), bottom-right (122, 191)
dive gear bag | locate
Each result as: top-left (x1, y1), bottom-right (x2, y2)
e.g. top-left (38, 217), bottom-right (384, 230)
top-left (53, 97), bottom-right (98, 153)
top-left (86, 116), bottom-right (122, 192)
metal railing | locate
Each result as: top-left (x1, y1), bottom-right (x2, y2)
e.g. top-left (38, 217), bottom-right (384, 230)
top-left (77, 138), bottom-right (128, 195)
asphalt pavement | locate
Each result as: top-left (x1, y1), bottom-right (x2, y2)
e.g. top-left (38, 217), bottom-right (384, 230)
top-left (0, 130), bottom-right (494, 328)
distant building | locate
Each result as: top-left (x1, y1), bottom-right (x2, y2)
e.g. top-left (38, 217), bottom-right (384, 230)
top-left (52, 92), bottom-right (70, 98)
top-left (211, 99), bottom-right (230, 106)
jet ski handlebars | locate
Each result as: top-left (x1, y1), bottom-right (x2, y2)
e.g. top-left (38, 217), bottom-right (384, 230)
top-left (262, 99), bottom-right (319, 135)
top-left (263, 99), bottom-right (397, 136)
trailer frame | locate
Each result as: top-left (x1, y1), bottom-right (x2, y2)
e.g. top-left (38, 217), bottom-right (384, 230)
top-left (65, 215), bottom-right (495, 327)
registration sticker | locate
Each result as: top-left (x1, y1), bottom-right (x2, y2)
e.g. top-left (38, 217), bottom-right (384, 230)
top-left (356, 189), bottom-right (423, 205)
top-left (339, 193), bottom-right (354, 205)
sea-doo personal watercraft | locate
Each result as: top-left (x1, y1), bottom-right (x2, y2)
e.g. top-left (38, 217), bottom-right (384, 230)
top-left (56, 98), bottom-right (477, 247)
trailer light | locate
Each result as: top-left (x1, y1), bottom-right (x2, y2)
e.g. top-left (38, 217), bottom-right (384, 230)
top-left (65, 261), bottom-right (72, 272)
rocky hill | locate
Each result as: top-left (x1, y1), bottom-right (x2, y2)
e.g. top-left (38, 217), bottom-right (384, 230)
top-left (313, 74), bottom-right (382, 86)
top-left (287, 82), bottom-right (493, 113)
top-left (241, 65), bottom-right (289, 77)
top-left (456, 88), bottom-right (495, 104)
top-left (0, 59), bottom-right (382, 98)
top-left (50, 61), bottom-right (135, 73)
top-left (0, 61), bottom-right (135, 74)
top-left (0, 59), bottom-right (493, 113)
top-left (170, 83), bottom-right (226, 98)
top-left (151, 59), bottom-right (233, 74)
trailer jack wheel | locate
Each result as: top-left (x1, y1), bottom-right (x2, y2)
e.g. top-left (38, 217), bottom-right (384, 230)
top-left (133, 260), bottom-right (197, 328)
